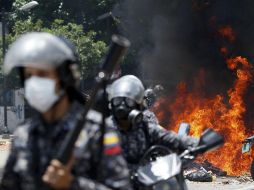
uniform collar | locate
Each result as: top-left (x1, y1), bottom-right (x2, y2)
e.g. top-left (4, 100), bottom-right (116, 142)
top-left (112, 117), bottom-right (144, 133)
top-left (29, 101), bottom-right (83, 135)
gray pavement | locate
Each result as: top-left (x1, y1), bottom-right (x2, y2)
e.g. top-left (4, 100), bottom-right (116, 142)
top-left (187, 176), bottom-right (254, 190)
top-left (0, 135), bottom-right (254, 189)
top-left (187, 181), bottom-right (254, 190)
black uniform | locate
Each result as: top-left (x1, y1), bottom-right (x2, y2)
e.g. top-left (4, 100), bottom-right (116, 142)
top-left (142, 110), bottom-right (159, 125)
top-left (0, 101), bottom-right (132, 190)
top-left (110, 118), bottom-right (197, 169)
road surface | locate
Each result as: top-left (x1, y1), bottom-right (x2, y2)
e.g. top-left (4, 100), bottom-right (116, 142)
top-left (187, 177), bottom-right (254, 190)
top-left (0, 135), bottom-right (254, 189)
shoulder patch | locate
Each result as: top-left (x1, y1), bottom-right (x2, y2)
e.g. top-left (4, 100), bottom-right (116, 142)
top-left (103, 132), bottom-right (122, 155)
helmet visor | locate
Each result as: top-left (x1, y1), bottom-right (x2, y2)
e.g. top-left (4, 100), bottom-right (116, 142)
top-left (112, 97), bottom-right (137, 108)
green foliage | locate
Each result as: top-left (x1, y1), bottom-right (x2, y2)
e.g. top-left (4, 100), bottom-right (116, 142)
top-left (11, 0), bottom-right (118, 33)
top-left (1, 0), bottom-right (137, 89)
top-left (0, 19), bottom-right (106, 89)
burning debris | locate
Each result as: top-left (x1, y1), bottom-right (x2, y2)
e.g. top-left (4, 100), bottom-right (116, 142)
top-left (115, 0), bottom-right (254, 177)
top-left (184, 160), bottom-right (227, 182)
top-left (218, 25), bottom-right (236, 43)
top-left (189, 160), bottom-right (227, 177)
top-left (185, 169), bottom-right (214, 182)
top-left (151, 4), bottom-right (254, 176)
top-left (153, 55), bottom-right (254, 176)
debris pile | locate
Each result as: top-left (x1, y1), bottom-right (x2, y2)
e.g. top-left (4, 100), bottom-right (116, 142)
top-left (185, 169), bottom-right (214, 182)
top-left (184, 160), bottom-right (228, 182)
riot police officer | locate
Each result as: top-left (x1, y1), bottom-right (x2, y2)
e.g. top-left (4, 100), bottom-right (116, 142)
top-left (0, 32), bottom-right (131, 190)
top-left (144, 88), bottom-right (156, 109)
top-left (107, 75), bottom-right (198, 170)
top-left (143, 84), bottom-right (164, 109)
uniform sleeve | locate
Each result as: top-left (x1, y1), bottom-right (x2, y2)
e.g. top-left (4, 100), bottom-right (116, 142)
top-left (0, 143), bottom-right (21, 190)
top-left (71, 128), bottom-right (132, 190)
top-left (99, 130), bottom-right (132, 190)
top-left (143, 110), bottom-right (159, 125)
top-left (148, 124), bottom-right (198, 152)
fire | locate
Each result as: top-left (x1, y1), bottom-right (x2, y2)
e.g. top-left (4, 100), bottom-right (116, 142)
top-left (218, 25), bottom-right (236, 43)
top-left (153, 56), bottom-right (253, 175)
top-left (220, 47), bottom-right (228, 56)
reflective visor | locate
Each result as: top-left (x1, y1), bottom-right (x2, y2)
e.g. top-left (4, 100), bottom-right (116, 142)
top-left (112, 97), bottom-right (137, 107)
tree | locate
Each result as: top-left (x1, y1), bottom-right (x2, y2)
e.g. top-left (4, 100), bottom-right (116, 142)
top-left (2, 0), bottom-right (137, 89)
top-left (0, 0), bottom-right (14, 12)
top-left (0, 19), bottom-right (107, 89)
top-left (11, 0), bottom-right (118, 36)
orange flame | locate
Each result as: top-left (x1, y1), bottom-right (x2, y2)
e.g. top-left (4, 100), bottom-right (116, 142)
top-left (154, 56), bottom-right (253, 176)
top-left (220, 47), bottom-right (228, 56)
top-left (218, 25), bottom-right (236, 43)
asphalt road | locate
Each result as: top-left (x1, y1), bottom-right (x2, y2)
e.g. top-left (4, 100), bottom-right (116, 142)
top-left (187, 177), bottom-right (254, 190)
top-left (0, 136), bottom-right (254, 189)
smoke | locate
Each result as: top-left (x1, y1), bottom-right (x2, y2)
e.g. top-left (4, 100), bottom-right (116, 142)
top-left (114, 0), bottom-right (254, 95)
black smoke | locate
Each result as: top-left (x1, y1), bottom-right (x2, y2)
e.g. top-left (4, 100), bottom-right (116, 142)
top-left (114, 0), bottom-right (254, 95)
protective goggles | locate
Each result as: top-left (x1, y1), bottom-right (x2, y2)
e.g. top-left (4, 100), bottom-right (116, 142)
top-left (111, 97), bottom-right (137, 108)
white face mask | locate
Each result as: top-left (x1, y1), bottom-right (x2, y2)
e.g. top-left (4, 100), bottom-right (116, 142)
top-left (25, 76), bottom-right (61, 113)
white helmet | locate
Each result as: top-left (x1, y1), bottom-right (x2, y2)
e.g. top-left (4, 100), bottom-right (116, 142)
top-left (4, 32), bottom-right (76, 74)
top-left (108, 75), bottom-right (145, 104)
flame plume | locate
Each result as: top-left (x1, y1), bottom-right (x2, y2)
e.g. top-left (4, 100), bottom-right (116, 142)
top-left (218, 25), bottom-right (236, 43)
top-left (154, 56), bottom-right (253, 175)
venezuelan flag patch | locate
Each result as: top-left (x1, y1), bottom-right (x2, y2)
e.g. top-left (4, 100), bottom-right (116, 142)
top-left (104, 132), bottom-right (122, 155)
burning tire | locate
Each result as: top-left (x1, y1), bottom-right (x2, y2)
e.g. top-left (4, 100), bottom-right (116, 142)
top-left (250, 160), bottom-right (254, 181)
